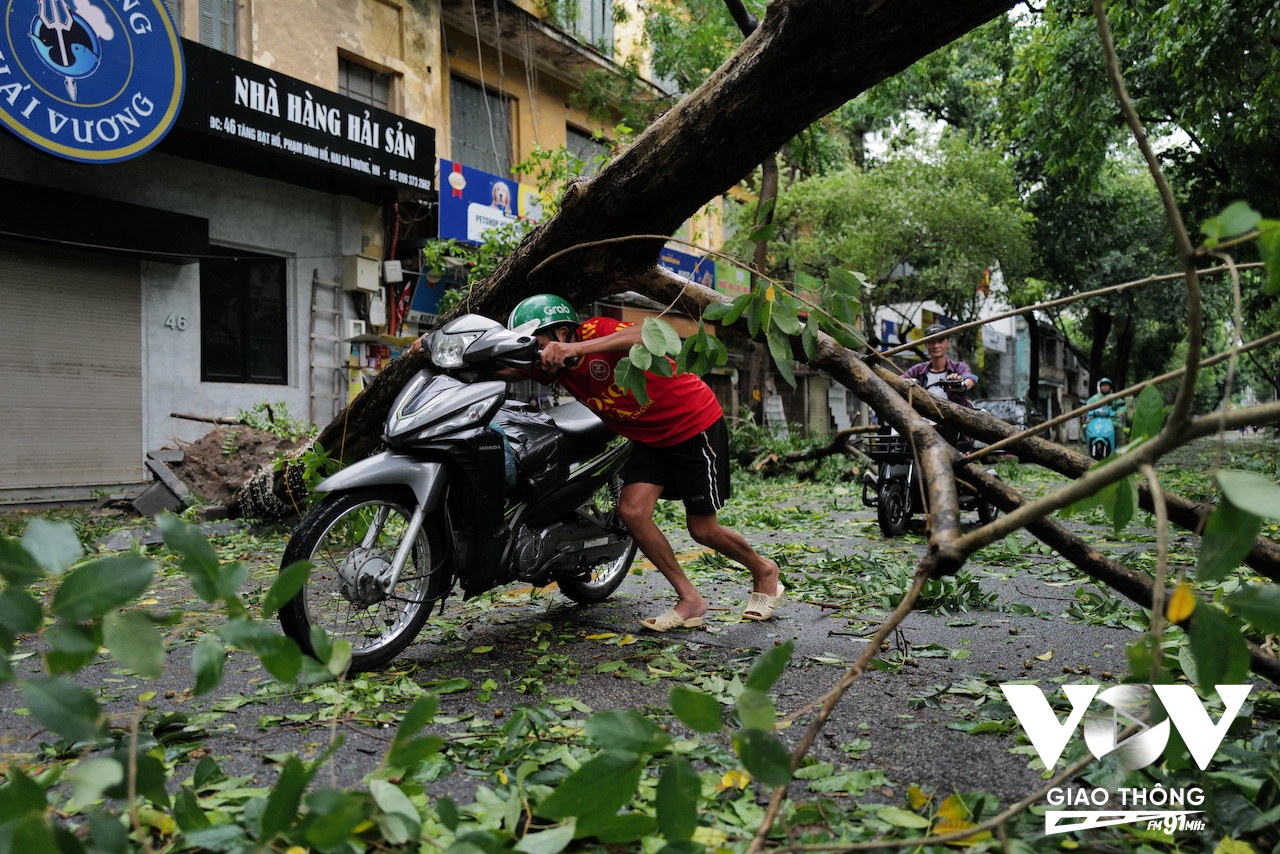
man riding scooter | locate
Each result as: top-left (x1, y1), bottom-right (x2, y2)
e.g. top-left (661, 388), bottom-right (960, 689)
top-left (1083, 377), bottom-right (1126, 460)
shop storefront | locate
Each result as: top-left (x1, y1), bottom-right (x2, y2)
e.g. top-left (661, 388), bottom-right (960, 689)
top-left (0, 36), bottom-right (434, 503)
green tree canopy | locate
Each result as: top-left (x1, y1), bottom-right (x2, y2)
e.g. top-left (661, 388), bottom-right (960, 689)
top-left (753, 134), bottom-right (1033, 323)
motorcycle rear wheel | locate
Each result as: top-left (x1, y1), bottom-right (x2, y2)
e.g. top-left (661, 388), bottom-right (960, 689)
top-left (559, 475), bottom-right (638, 604)
top-left (278, 488), bottom-right (447, 672)
top-left (877, 480), bottom-right (911, 537)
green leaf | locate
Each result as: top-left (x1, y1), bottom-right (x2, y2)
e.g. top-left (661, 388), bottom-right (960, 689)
top-left (627, 342), bottom-right (652, 371)
top-left (173, 788), bottom-right (211, 831)
top-left (801, 312), bottom-right (818, 361)
top-left (436, 797), bottom-right (460, 832)
top-left (218, 618), bottom-right (301, 683)
top-left (1257, 219), bottom-right (1280, 295)
top-left (655, 755), bottom-right (700, 842)
top-left (766, 327), bottom-right (796, 389)
top-left (21, 677), bottom-right (104, 743)
top-left (536, 750), bottom-right (644, 821)
top-left (430, 677), bottom-right (472, 694)
top-left (668, 686), bottom-right (723, 733)
top-left (747, 222), bottom-right (777, 243)
top-left (1217, 470), bottom-right (1280, 519)
top-left (0, 588), bottom-right (44, 647)
top-left (0, 763), bottom-right (48, 820)
top-left (51, 556), bottom-right (154, 622)
top-left (45, 619), bottom-right (100, 673)
top-left (193, 633), bottom-right (226, 695)
top-left (182, 825), bottom-right (248, 851)
top-left (1201, 201), bottom-right (1261, 245)
top-left (733, 729), bottom-right (791, 788)
top-left (745, 641), bottom-right (794, 691)
top-left (573, 812), bottom-right (656, 843)
top-left (260, 756), bottom-right (309, 841)
top-left (262, 561), bottom-right (311, 615)
top-left (5, 814), bottom-right (57, 854)
top-left (102, 611), bottom-right (164, 679)
top-left (1198, 501), bottom-right (1261, 583)
top-left (648, 352), bottom-right (674, 378)
top-left (583, 710), bottom-right (672, 755)
top-left (1188, 604), bottom-right (1250, 688)
top-left (389, 695), bottom-right (444, 767)
top-left (1129, 385), bottom-right (1165, 443)
top-left (1110, 474), bottom-right (1138, 534)
top-left (878, 805), bottom-right (932, 829)
top-left (702, 301), bottom-right (732, 322)
top-left (720, 292), bottom-right (753, 326)
top-left (513, 820), bottom-right (576, 854)
top-left (65, 758), bottom-right (124, 811)
top-left (1224, 584), bottom-right (1280, 635)
top-left (642, 318), bottom-right (682, 356)
top-left (828, 269), bottom-right (867, 297)
top-left (771, 303), bottom-right (803, 337)
top-left (20, 519), bottom-right (83, 575)
top-left (736, 688), bottom-right (777, 731)
top-left (613, 357), bottom-right (650, 407)
top-left (0, 536), bottom-right (45, 584)
top-left (103, 749), bottom-right (170, 808)
top-left (157, 514), bottom-right (224, 602)
top-left (303, 790), bottom-right (369, 850)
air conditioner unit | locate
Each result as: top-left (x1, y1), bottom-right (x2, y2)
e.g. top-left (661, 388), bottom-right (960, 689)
top-left (342, 255), bottom-right (381, 292)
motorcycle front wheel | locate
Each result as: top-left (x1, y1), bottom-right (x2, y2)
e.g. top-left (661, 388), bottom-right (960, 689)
top-left (876, 479), bottom-right (911, 537)
top-left (558, 475), bottom-right (638, 604)
top-left (278, 488), bottom-right (448, 672)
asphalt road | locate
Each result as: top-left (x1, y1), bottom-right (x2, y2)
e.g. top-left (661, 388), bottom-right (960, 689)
top-left (0, 496), bottom-right (1138, 814)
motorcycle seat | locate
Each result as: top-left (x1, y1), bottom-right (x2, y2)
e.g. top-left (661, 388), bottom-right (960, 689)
top-left (547, 401), bottom-right (615, 449)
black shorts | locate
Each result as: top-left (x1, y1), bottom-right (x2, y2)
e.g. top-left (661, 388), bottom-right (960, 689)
top-left (623, 418), bottom-right (731, 516)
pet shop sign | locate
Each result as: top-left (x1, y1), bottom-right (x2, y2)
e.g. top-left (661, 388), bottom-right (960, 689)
top-left (0, 0), bottom-right (185, 162)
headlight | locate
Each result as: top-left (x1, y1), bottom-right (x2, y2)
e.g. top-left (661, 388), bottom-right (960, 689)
top-left (429, 331), bottom-right (483, 368)
top-left (420, 393), bottom-right (503, 439)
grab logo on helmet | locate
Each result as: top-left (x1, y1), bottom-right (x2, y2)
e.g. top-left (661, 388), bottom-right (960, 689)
top-left (544, 304), bottom-right (573, 318)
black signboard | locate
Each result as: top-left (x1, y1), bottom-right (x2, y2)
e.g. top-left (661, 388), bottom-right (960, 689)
top-left (170, 40), bottom-right (434, 198)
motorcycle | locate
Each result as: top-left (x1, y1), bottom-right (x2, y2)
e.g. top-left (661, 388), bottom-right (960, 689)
top-left (861, 378), bottom-right (999, 537)
top-left (277, 314), bottom-right (638, 671)
top-left (1084, 405), bottom-right (1118, 461)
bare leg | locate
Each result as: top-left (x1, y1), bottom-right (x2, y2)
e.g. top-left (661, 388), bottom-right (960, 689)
top-left (686, 513), bottom-right (780, 596)
top-left (619, 482), bottom-right (707, 621)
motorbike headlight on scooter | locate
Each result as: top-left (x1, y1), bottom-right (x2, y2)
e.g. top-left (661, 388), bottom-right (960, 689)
top-left (429, 331), bottom-right (483, 368)
top-left (419, 392), bottom-right (504, 440)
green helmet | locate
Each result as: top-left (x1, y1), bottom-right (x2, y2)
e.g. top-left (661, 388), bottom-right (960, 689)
top-left (508, 294), bottom-right (579, 334)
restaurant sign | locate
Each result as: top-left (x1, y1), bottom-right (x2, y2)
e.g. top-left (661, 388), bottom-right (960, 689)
top-left (0, 0), bottom-right (185, 163)
top-left (176, 41), bottom-right (434, 194)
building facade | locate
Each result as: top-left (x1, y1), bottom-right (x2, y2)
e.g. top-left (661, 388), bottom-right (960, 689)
top-left (0, 0), bottom-right (657, 504)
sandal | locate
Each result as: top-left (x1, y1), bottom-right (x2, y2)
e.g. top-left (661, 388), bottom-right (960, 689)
top-left (639, 610), bottom-right (704, 632)
top-left (742, 583), bottom-right (785, 621)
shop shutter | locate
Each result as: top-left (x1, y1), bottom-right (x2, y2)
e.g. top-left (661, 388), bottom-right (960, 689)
top-left (0, 244), bottom-right (143, 499)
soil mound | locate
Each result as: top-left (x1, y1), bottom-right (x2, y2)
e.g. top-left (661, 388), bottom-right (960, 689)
top-left (174, 427), bottom-right (305, 507)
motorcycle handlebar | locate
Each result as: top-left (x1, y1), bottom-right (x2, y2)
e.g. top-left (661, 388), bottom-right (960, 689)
top-left (534, 350), bottom-right (581, 370)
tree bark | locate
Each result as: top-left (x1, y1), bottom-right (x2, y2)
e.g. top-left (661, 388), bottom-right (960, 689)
top-left (243, 0), bottom-right (1019, 515)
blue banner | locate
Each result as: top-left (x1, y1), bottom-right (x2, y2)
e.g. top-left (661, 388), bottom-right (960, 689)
top-left (657, 245), bottom-right (716, 290)
top-left (439, 159), bottom-right (546, 244)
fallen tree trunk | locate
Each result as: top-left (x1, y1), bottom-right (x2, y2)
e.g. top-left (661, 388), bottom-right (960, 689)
top-left (963, 464), bottom-right (1280, 685)
top-left (869, 365), bottom-right (1280, 584)
top-left (238, 0), bottom-right (1018, 517)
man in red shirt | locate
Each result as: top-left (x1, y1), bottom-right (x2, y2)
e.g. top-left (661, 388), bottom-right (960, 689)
top-left (507, 294), bottom-right (782, 631)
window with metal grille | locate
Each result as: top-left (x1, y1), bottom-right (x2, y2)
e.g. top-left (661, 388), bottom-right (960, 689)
top-left (199, 0), bottom-right (235, 54)
top-left (200, 248), bottom-right (288, 384)
top-left (339, 58), bottom-right (391, 110)
top-left (570, 0), bottom-right (614, 56)
top-left (449, 76), bottom-right (512, 177)
top-left (566, 126), bottom-right (608, 176)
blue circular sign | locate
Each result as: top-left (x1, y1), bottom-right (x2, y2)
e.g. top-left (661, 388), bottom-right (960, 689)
top-left (1, 0), bottom-right (184, 163)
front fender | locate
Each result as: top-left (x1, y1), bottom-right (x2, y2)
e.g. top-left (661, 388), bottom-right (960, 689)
top-left (315, 452), bottom-right (446, 509)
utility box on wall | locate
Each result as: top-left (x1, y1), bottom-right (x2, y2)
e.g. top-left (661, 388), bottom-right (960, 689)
top-left (342, 255), bottom-right (381, 292)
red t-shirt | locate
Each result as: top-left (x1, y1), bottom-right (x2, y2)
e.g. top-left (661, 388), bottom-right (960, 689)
top-left (525, 317), bottom-right (723, 447)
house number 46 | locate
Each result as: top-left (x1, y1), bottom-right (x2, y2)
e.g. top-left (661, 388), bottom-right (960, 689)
top-left (164, 314), bottom-right (188, 331)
